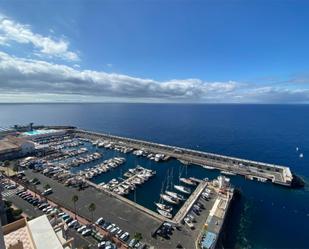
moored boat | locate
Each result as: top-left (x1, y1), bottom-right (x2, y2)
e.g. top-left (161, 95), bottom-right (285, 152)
top-left (174, 185), bottom-right (191, 194)
top-left (160, 194), bottom-right (179, 205)
top-left (157, 208), bottom-right (172, 218)
top-left (165, 191), bottom-right (185, 201)
top-left (155, 203), bottom-right (173, 213)
top-left (180, 177), bottom-right (196, 186)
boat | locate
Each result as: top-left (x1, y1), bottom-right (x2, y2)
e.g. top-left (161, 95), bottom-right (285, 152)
top-left (180, 178), bottom-right (196, 186)
top-left (220, 170), bottom-right (236, 176)
top-left (203, 165), bottom-right (215, 170)
top-left (165, 191), bottom-right (185, 201)
top-left (155, 203), bottom-right (173, 213)
top-left (174, 185), bottom-right (191, 194)
top-left (300, 153), bottom-right (304, 158)
top-left (157, 208), bottom-right (172, 219)
top-left (160, 194), bottom-right (179, 205)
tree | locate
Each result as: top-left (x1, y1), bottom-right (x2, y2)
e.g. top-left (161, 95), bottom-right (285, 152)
top-left (134, 232), bottom-right (143, 241)
top-left (72, 195), bottom-right (79, 219)
top-left (13, 164), bottom-right (19, 173)
top-left (88, 203), bottom-right (96, 223)
top-left (4, 160), bottom-right (10, 176)
top-left (44, 184), bottom-right (51, 190)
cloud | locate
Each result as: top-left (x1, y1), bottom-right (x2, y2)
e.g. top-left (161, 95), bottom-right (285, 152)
top-left (0, 51), bottom-right (240, 102)
top-left (0, 14), bottom-right (79, 61)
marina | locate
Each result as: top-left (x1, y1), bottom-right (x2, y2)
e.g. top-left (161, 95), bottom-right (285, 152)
top-left (0, 123), bottom-right (303, 249)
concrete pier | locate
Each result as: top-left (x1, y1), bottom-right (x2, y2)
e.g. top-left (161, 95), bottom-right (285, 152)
top-left (173, 181), bottom-right (208, 223)
top-left (74, 129), bottom-right (293, 187)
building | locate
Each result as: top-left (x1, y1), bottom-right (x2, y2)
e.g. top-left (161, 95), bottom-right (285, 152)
top-left (0, 136), bottom-right (35, 161)
top-left (2, 215), bottom-right (73, 249)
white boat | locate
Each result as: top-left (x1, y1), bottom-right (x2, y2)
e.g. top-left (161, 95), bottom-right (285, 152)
top-left (165, 191), bottom-right (185, 201)
top-left (220, 170), bottom-right (236, 176)
top-left (180, 178), bottom-right (196, 186)
top-left (157, 208), bottom-right (172, 219)
top-left (174, 185), bottom-right (191, 194)
top-left (300, 153), bottom-right (304, 158)
top-left (155, 203), bottom-right (173, 213)
top-left (160, 194), bottom-right (179, 205)
top-left (203, 165), bottom-right (215, 170)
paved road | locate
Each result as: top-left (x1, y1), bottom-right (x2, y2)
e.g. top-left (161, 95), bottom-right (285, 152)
top-left (1, 185), bottom-right (103, 249)
top-left (19, 169), bottom-right (219, 249)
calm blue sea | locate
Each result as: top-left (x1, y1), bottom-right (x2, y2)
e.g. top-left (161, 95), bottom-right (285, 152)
top-left (1, 103), bottom-right (308, 249)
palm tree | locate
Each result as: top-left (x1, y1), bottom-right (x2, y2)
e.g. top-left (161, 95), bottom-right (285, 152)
top-left (88, 203), bottom-right (96, 223)
top-left (4, 160), bottom-right (10, 176)
top-left (44, 184), bottom-right (50, 190)
top-left (72, 195), bottom-right (79, 219)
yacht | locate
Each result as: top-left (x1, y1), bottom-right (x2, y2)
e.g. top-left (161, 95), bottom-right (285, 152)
top-left (174, 185), bottom-right (191, 194)
top-left (165, 191), bottom-right (185, 201)
top-left (203, 165), bottom-right (215, 170)
top-left (180, 178), bottom-right (196, 186)
top-left (155, 203), bottom-right (173, 213)
top-left (157, 208), bottom-right (172, 219)
top-left (220, 170), bottom-right (236, 176)
top-left (160, 194), bottom-right (179, 205)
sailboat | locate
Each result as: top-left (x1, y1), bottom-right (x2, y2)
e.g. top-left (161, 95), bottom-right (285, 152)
top-left (165, 191), bottom-right (185, 201)
top-left (155, 181), bottom-right (173, 212)
top-left (160, 193), bottom-right (179, 204)
top-left (174, 185), bottom-right (191, 194)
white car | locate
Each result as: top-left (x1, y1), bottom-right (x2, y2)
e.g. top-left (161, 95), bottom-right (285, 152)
top-left (81, 228), bottom-right (91, 236)
top-left (77, 225), bottom-right (87, 233)
top-left (98, 241), bottom-right (106, 248)
top-left (95, 217), bottom-right (104, 225)
top-left (68, 220), bottom-right (77, 228)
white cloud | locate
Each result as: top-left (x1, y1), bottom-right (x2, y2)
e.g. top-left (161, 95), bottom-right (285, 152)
top-left (0, 51), bottom-right (240, 102)
top-left (0, 14), bottom-right (79, 61)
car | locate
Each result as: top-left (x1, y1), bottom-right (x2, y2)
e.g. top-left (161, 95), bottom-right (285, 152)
top-left (16, 190), bottom-right (26, 195)
top-left (128, 238), bottom-right (137, 248)
top-left (61, 214), bottom-right (70, 220)
top-left (77, 225), bottom-right (87, 233)
top-left (58, 212), bottom-right (66, 217)
top-left (95, 217), bottom-right (104, 225)
top-left (81, 228), bottom-right (92, 236)
top-left (106, 224), bottom-right (114, 231)
top-left (42, 188), bottom-right (53, 196)
top-left (64, 217), bottom-right (73, 224)
top-left (102, 222), bottom-right (110, 229)
top-left (98, 241), bottom-right (106, 248)
top-left (68, 220), bottom-right (77, 228)
top-left (134, 242), bottom-right (141, 248)
top-left (42, 206), bottom-right (52, 212)
top-left (38, 203), bottom-right (49, 209)
top-left (120, 232), bottom-right (129, 241)
top-left (110, 227), bottom-right (119, 234)
top-left (21, 193), bottom-right (31, 198)
top-left (115, 229), bottom-right (123, 237)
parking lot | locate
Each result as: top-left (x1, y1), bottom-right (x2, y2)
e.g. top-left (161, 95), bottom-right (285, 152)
top-left (3, 169), bottom-right (219, 249)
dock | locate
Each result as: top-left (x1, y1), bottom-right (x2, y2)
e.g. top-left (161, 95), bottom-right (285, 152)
top-left (173, 180), bottom-right (208, 223)
top-left (74, 129), bottom-right (293, 187)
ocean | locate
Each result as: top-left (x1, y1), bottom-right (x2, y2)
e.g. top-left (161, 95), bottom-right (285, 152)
top-left (0, 103), bottom-right (308, 248)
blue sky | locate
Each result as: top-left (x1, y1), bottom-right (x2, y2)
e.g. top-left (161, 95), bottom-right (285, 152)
top-left (0, 0), bottom-right (309, 103)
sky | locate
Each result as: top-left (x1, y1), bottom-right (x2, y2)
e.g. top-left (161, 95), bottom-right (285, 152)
top-left (0, 0), bottom-right (309, 103)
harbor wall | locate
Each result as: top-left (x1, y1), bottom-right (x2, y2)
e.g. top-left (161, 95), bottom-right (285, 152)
top-left (73, 129), bottom-right (293, 187)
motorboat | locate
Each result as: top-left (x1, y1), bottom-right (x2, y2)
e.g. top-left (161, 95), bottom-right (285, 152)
top-left (155, 203), bottom-right (173, 213)
top-left (180, 178), bottom-right (196, 186)
top-left (157, 208), bottom-right (172, 219)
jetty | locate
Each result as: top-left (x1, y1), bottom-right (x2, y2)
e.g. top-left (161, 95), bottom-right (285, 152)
top-left (74, 128), bottom-right (293, 187)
